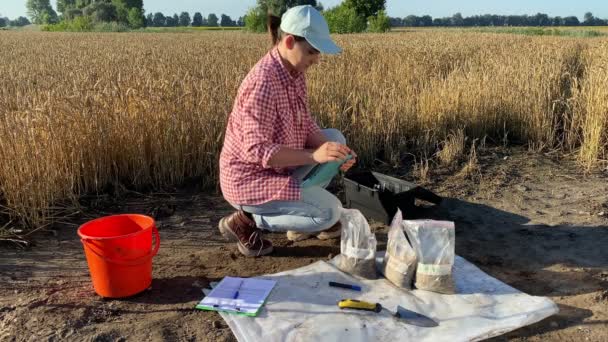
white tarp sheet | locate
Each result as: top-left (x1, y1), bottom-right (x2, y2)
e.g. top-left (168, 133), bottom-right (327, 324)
top-left (214, 253), bottom-right (558, 341)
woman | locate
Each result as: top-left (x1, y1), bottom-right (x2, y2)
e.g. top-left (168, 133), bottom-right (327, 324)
top-left (218, 5), bottom-right (357, 257)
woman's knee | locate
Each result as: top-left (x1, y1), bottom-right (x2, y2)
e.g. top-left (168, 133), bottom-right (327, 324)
top-left (317, 194), bottom-right (343, 230)
top-left (326, 203), bottom-right (342, 228)
top-left (322, 128), bottom-right (346, 145)
top-left (302, 187), bottom-right (343, 230)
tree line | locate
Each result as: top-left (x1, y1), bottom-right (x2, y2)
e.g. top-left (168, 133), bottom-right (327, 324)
top-left (0, 16), bottom-right (31, 28)
top-left (9, 0), bottom-right (607, 31)
top-left (145, 12), bottom-right (244, 28)
top-left (21, 0), bottom-right (146, 28)
top-left (390, 12), bottom-right (608, 27)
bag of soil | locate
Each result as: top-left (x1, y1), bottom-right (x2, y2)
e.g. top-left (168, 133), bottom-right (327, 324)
top-left (382, 210), bottom-right (417, 289)
top-left (403, 219), bottom-right (456, 294)
top-left (337, 208), bottom-right (377, 279)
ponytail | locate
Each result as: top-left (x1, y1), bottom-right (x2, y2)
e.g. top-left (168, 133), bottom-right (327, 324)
top-left (267, 14), bottom-right (281, 46)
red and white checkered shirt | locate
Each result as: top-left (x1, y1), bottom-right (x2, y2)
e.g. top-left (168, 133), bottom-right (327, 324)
top-left (219, 48), bottom-right (321, 205)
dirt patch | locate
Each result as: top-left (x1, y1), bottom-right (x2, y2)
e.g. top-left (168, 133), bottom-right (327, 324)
top-left (1, 148), bottom-right (607, 341)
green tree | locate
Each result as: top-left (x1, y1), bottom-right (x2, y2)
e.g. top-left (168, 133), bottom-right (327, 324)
top-left (145, 12), bottom-right (153, 26)
top-left (106, 0), bottom-right (143, 24)
top-left (11, 16), bottom-right (32, 26)
top-left (26, 0), bottom-right (58, 24)
top-left (57, 0), bottom-right (76, 15)
top-left (245, 0), bottom-right (323, 32)
top-left (207, 13), bottom-right (218, 26)
top-left (534, 12), bottom-right (550, 26)
top-left (127, 7), bottom-right (144, 28)
top-left (65, 8), bottom-right (83, 20)
top-left (69, 14), bottom-right (94, 30)
top-left (111, 0), bottom-right (128, 23)
top-left (367, 9), bottom-right (390, 32)
top-left (244, 7), bottom-right (266, 32)
top-left (450, 12), bottom-right (464, 26)
top-left (41, 10), bottom-right (59, 24)
top-left (0, 17), bottom-right (6, 28)
top-left (75, 0), bottom-right (94, 9)
top-left (123, 0), bottom-right (143, 10)
top-left (192, 12), bottom-right (203, 26)
top-left (255, 0), bottom-right (321, 17)
top-left (220, 14), bottom-right (234, 27)
top-left (419, 15), bottom-right (433, 27)
top-left (83, 2), bottom-right (117, 22)
top-left (179, 11), bottom-right (191, 26)
top-left (563, 16), bottom-right (580, 26)
top-left (152, 12), bottom-right (167, 27)
top-left (165, 14), bottom-right (177, 26)
top-left (403, 15), bottom-right (418, 27)
top-left (343, 0), bottom-right (385, 19)
top-left (152, 12), bottom-right (165, 27)
top-left (552, 16), bottom-right (564, 26)
top-left (324, 3), bottom-right (366, 33)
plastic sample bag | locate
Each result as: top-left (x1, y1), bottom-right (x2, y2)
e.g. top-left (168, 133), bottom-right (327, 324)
top-left (404, 220), bottom-right (456, 294)
top-left (338, 208), bottom-right (377, 279)
top-left (382, 210), bottom-right (417, 289)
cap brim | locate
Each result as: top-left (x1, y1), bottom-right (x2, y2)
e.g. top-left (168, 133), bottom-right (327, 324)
top-left (305, 35), bottom-right (341, 55)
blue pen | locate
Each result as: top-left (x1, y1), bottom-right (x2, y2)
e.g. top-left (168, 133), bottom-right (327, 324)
top-left (329, 281), bottom-right (362, 291)
top-left (233, 280), bottom-right (244, 299)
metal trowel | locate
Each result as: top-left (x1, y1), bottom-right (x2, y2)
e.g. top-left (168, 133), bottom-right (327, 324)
top-left (338, 299), bottom-right (439, 328)
top-left (394, 305), bottom-right (439, 327)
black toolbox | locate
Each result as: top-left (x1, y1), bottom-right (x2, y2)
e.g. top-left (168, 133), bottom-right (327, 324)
top-left (343, 171), bottom-right (442, 224)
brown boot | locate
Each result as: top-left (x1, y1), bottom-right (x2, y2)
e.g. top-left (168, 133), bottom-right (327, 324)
top-left (218, 211), bottom-right (273, 257)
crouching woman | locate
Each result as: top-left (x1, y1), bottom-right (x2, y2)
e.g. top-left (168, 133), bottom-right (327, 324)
top-left (218, 5), bottom-right (356, 257)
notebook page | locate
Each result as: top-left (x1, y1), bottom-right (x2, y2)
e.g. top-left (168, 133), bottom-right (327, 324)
top-left (199, 277), bottom-right (276, 314)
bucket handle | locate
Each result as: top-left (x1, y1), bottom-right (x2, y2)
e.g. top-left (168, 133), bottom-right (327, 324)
top-left (81, 226), bottom-right (160, 266)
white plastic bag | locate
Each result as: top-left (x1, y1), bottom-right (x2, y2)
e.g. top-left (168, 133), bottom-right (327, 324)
top-left (404, 219), bottom-right (456, 294)
top-left (338, 208), bottom-right (377, 279)
top-left (382, 210), bottom-right (417, 289)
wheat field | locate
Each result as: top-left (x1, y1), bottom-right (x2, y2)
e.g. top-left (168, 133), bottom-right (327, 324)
top-left (0, 30), bottom-right (606, 230)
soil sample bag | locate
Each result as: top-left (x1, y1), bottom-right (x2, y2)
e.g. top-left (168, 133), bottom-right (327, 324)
top-left (404, 219), bottom-right (456, 294)
top-left (338, 208), bottom-right (378, 279)
top-left (382, 210), bottom-right (417, 289)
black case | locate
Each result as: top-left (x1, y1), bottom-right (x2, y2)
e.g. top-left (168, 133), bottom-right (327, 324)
top-left (343, 171), bottom-right (442, 224)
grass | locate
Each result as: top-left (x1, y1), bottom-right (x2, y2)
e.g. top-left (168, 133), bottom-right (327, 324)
top-left (437, 129), bottom-right (466, 167)
top-left (0, 30), bottom-right (607, 230)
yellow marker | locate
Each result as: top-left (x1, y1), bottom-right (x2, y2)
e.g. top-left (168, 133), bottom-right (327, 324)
top-left (338, 299), bottom-right (382, 313)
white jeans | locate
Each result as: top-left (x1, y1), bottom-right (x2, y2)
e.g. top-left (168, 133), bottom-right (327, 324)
top-left (230, 128), bottom-right (346, 233)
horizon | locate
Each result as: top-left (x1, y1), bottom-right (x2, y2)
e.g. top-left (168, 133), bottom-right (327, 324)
top-left (1, 0), bottom-right (607, 21)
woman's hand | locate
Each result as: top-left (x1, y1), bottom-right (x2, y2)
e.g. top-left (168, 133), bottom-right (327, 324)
top-left (340, 150), bottom-right (357, 172)
top-left (311, 142), bottom-right (357, 171)
top-left (312, 142), bottom-right (350, 163)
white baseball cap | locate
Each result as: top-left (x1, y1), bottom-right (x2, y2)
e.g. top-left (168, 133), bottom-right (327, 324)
top-left (280, 5), bottom-right (341, 55)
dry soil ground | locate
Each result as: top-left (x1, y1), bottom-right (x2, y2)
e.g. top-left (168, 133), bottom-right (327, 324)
top-left (1, 147), bottom-right (607, 341)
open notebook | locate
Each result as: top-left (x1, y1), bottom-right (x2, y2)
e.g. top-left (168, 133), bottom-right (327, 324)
top-left (196, 277), bottom-right (277, 317)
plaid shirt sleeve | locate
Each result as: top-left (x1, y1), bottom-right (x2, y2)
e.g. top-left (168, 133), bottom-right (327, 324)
top-left (238, 79), bottom-right (282, 169)
top-left (305, 112), bottom-right (322, 138)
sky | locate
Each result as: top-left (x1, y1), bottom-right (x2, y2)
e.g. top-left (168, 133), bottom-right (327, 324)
top-left (1, 0), bottom-right (607, 20)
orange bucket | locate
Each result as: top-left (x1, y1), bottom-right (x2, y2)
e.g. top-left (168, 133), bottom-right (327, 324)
top-left (78, 214), bottom-right (160, 298)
